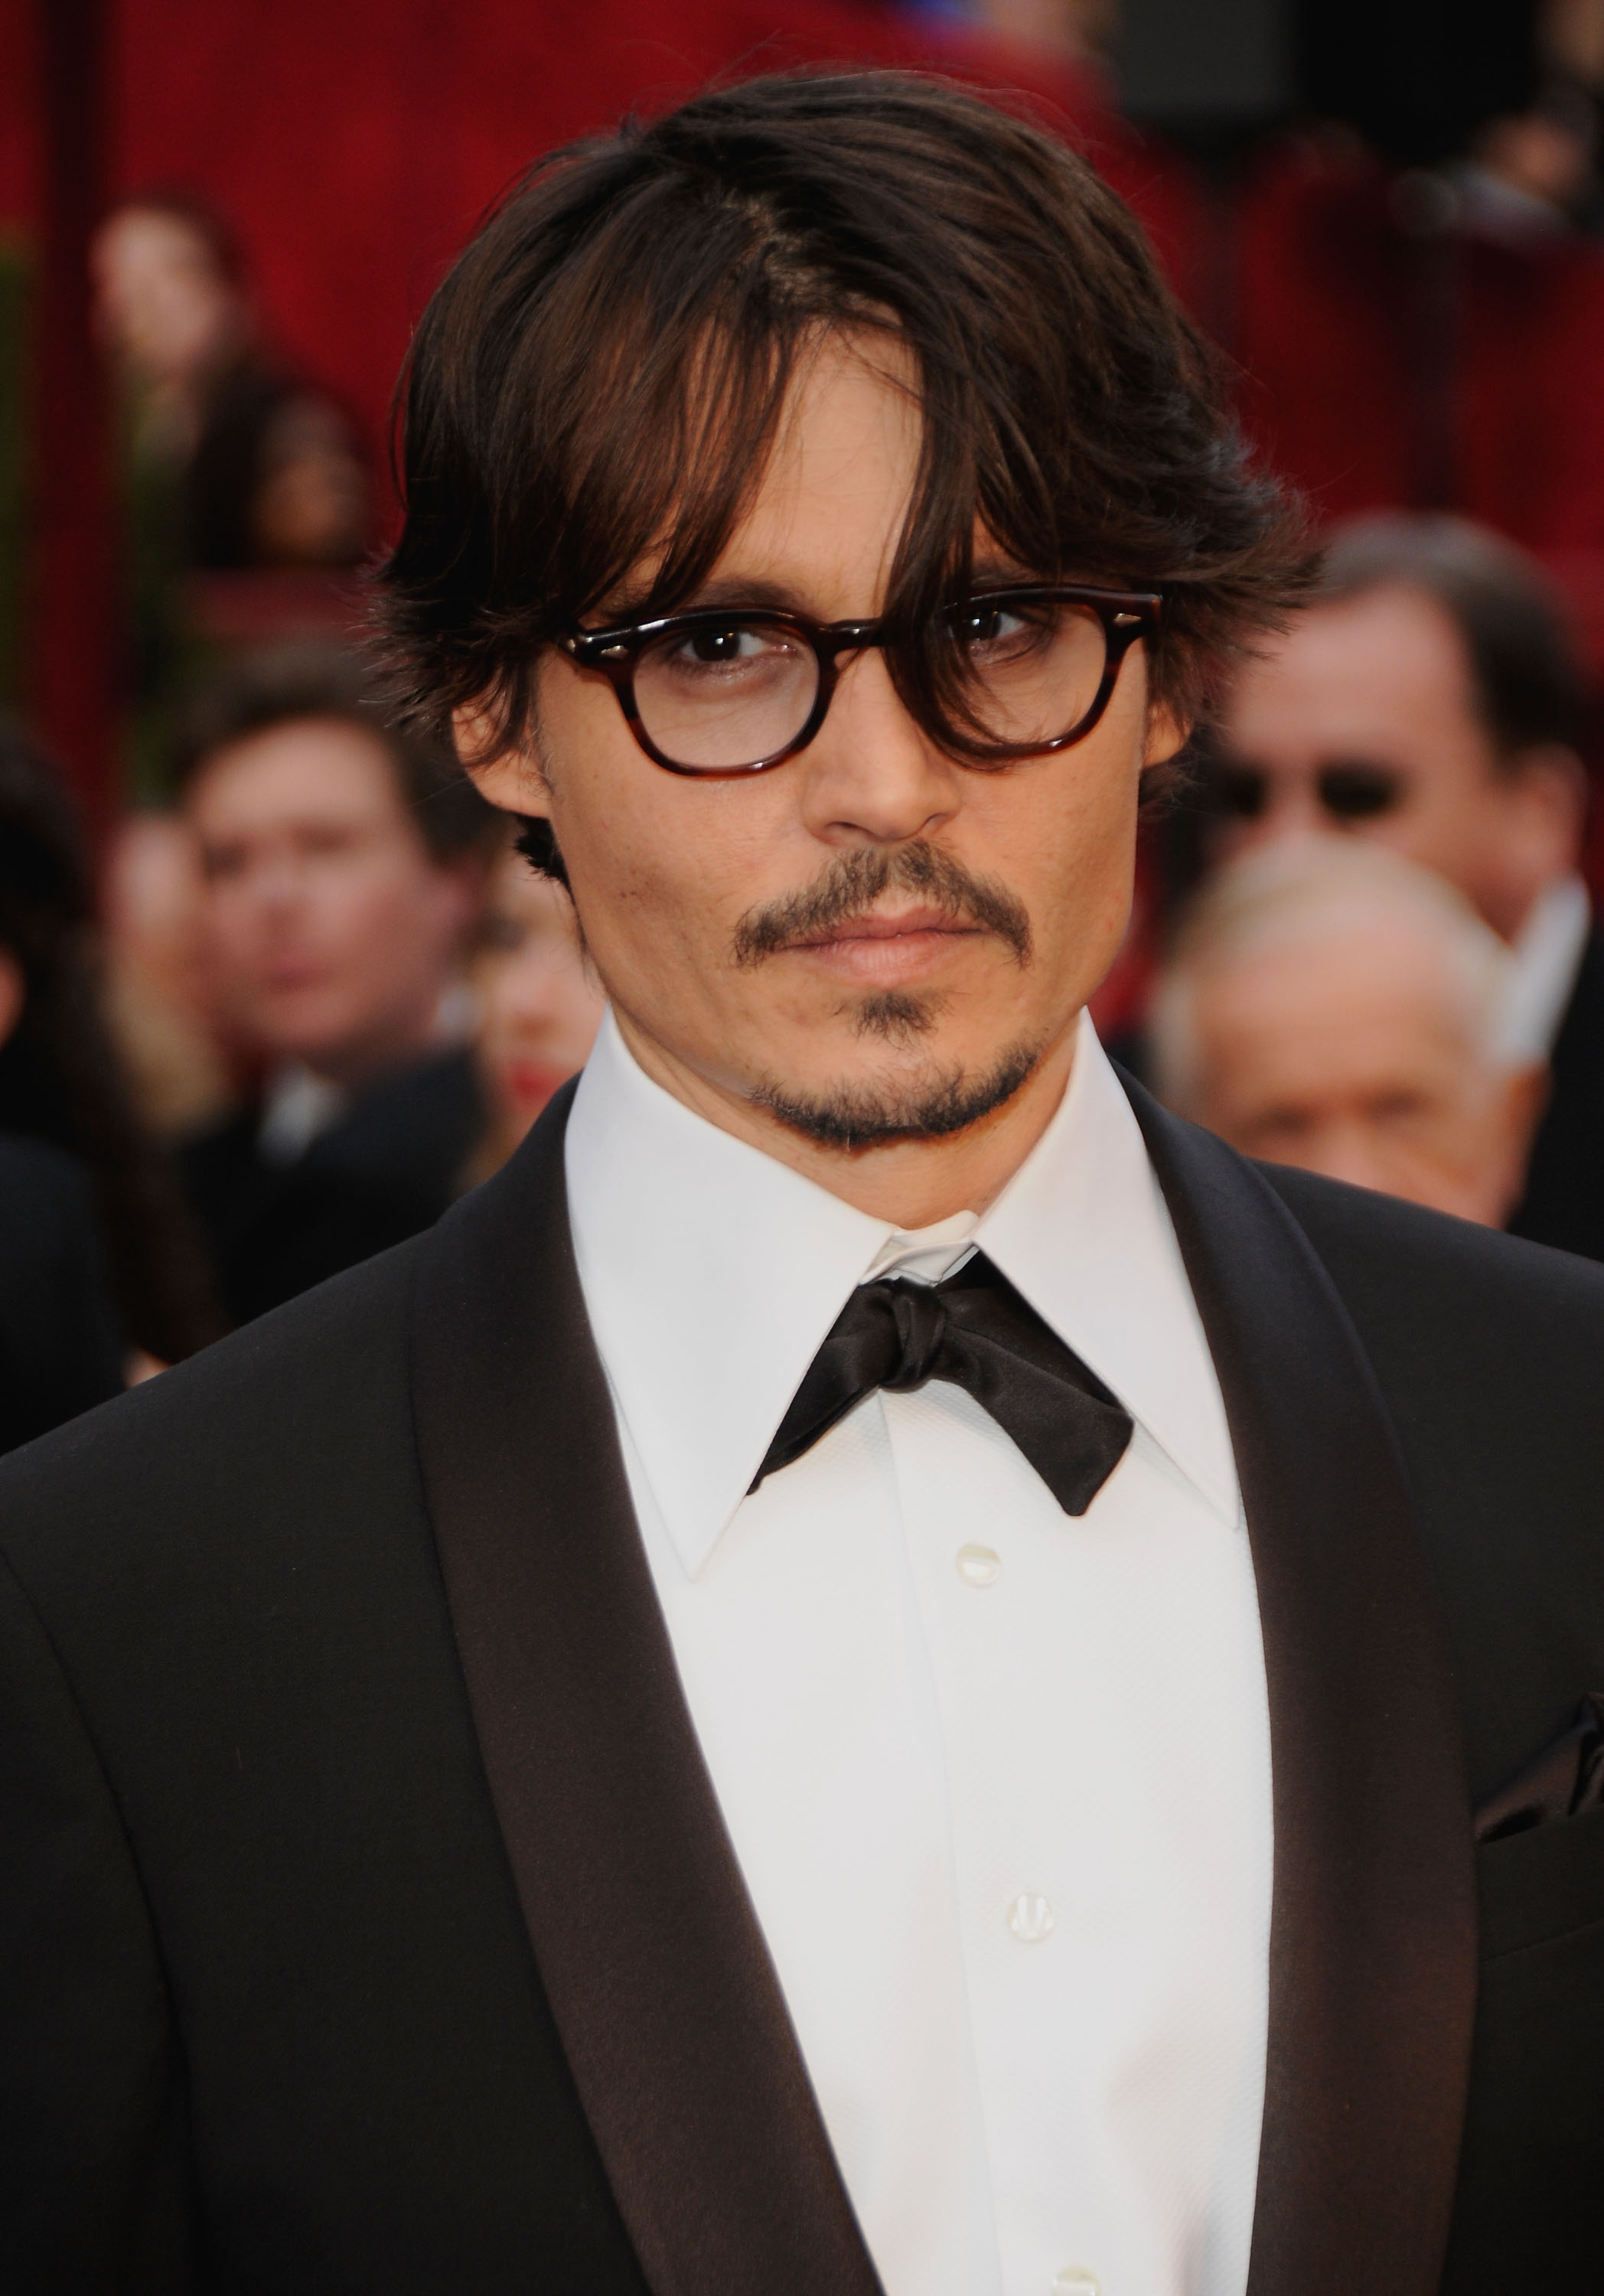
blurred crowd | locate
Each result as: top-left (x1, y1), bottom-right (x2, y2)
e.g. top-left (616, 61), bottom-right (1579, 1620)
top-left (0, 631), bottom-right (608, 1449)
top-left (5, 8), bottom-right (1604, 1453)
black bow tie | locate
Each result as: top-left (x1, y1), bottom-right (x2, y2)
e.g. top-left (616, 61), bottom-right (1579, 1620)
top-left (753, 1251), bottom-right (1134, 1515)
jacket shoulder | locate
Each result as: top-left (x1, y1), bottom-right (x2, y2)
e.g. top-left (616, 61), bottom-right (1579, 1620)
top-left (1259, 1159), bottom-right (1604, 1360)
top-left (0, 1236), bottom-right (425, 1594)
top-left (1260, 1161), bottom-right (1604, 1792)
top-left (1258, 1162), bottom-right (1604, 1454)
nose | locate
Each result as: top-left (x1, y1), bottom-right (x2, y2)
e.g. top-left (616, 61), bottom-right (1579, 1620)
top-left (793, 645), bottom-right (961, 849)
top-left (249, 850), bottom-right (308, 915)
top-left (1298, 1120), bottom-right (1397, 1197)
top-left (1250, 771), bottom-right (1329, 848)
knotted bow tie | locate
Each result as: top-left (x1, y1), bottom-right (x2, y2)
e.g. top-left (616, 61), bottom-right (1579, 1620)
top-left (754, 1252), bottom-right (1134, 1515)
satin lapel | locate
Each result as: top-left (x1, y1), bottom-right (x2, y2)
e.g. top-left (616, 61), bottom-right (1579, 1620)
top-left (1126, 1080), bottom-right (1478, 2296)
top-left (407, 1086), bottom-right (883, 2296)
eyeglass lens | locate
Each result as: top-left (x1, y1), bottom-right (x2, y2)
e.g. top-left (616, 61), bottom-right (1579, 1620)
top-left (1214, 761), bottom-right (1407, 823)
top-left (630, 601), bottom-right (1113, 772)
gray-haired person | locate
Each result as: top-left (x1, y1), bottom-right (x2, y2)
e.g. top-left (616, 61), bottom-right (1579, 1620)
top-left (1152, 837), bottom-right (1545, 1228)
top-left (1214, 511), bottom-right (1604, 1259)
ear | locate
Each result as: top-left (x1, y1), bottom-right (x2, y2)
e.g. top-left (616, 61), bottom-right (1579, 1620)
top-left (1143, 701), bottom-right (1191, 769)
top-left (1508, 742), bottom-right (1588, 876)
top-left (453, 703), bottom-right (550, 818)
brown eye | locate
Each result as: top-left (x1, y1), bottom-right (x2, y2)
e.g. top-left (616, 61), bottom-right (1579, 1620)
top-left (950, 602), bottom-right (1045, 663)
top-left (685, 626), bottom-right (748, 664)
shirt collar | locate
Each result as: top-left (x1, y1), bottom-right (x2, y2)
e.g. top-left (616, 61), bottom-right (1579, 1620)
top-left (258, 1063), bottom-right (350, 1164)
top-left (566, 1007), bottom-right (1237, 1579)
top-left (1500, 872), bottom-right (1592, 1062)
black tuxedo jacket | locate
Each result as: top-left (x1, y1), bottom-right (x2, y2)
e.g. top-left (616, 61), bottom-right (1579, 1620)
top-left (2, 1081), bottom-right (1602, 2295)
top-left (0, 1131), bottom-right (124, 1456)
top-left (178, 1045), bottom-right (484, 1328)
top-left (1508, 925), bottom-right (1604, 1263)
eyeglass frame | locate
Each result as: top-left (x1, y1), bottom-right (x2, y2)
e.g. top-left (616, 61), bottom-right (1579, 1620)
top-left (558, 582), bottom-right (1165, 778)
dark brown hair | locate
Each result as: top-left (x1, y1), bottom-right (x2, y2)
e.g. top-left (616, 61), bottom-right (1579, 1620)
top-left (376, 68), bottom-right (1309, 769)
top-left (177, 641), bottom-right (498, 864)
top-left (1319, 514), bottom-right (1590, 763)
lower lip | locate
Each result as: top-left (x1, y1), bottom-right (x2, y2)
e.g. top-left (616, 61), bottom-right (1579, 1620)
top-left (786, 927), bottom-right (980, 985)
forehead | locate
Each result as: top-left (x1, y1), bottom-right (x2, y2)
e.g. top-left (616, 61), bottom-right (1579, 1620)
top-left (1225, 585), bottom-right (1485, 766)
top-left (191, 718), bottom-right (406, 832)
top-left (619, 330), bottom-right (924, 614)
top-left (100, 209), bottom-right (220, 283)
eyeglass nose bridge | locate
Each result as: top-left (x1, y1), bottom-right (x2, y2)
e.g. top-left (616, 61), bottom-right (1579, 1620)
top-left (813, 615), bottom-right (891, 664)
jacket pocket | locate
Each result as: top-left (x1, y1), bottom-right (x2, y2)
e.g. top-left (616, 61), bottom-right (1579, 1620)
top-left (1441, 1816), bottom-right (1604, 2292)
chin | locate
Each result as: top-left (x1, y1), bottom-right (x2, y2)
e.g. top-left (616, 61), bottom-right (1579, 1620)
top-left (747, 1031), bottom-right (1045, 1152)
top-left (269, 1022), bottom-right (357, 1071)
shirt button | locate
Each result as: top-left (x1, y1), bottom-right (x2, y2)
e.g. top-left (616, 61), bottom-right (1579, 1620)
top-left (1006, 1892), bottom-right (1055, 1942)
top-left (956, 1543), bottom-right (1002, 1587)
top-left (1052, 2271), bottom-right (1100, 2296)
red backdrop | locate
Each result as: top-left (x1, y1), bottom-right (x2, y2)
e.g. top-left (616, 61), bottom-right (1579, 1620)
top-left (0, 0), bottom-right (1197, 485)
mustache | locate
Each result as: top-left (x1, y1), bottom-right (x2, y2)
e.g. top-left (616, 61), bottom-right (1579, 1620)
top-left (731, 843), bottom-right (1033, 969)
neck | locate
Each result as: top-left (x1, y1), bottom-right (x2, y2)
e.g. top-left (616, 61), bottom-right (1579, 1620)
top-left (611, 1009), bottom-right (1080, 1227)
top-left (298, 1002), bottom-right (452, 1096)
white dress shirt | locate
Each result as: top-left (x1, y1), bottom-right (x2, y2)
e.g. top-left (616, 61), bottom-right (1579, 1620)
top-left (565, 1009), bottom-right (1273, 2296)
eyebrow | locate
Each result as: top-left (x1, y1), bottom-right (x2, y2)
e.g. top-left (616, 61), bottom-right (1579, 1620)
top-left (589, 572), bottom-right (800, 625)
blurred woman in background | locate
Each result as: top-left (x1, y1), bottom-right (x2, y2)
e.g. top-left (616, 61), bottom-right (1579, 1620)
top-left (0, 721), bottom-right (220, 1448)
top-left (463, 825), bottom-right (606, 1185)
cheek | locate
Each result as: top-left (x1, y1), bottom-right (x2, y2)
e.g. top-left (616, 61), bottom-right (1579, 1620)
top-left (331, 859), bottom-right (435, 954)
top-left (562, 781), bottom-right (783, 987)
top-left (491, 951), bottom-right (562, 1025)
top-left (1368, 814), bottom-right (1446, 874)
top-left (975, 749), bottom-right (1139, 929)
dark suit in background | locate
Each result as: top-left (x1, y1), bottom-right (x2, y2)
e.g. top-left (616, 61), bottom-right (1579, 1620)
top-left (178, 1045), bottom-right (482, 1326)
top-left (2, 1085), bottom-right (1601, 2294)
top-left (0, 1132), bottom-right (124, 1455)
top-left (1508, 928), bottom-right (1604, 1263)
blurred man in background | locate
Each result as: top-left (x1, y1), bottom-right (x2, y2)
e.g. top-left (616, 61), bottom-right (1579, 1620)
top-left (462, 827), bottom-right (606, 1186)
top-left (1211, 513), bottom-right (1602, 1254)
top-left (1153, 839), bottom-right (1544, 1225)
top-left (177, 644), bottom-right (497, 1325)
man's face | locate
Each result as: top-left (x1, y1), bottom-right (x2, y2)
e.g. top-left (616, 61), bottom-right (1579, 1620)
top-left (1215, 586), bottom-right (1578, 941)
top-left (191, 718), bottom-right (475, 1087)
top-left (467, 336), bottom-right (1179, 1174)
top-left (1183, 915), bottom-right (1539, 1226)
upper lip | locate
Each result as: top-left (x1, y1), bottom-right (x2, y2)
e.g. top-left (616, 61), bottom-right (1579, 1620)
top-left (787, 904), bottom-right (977, 947)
